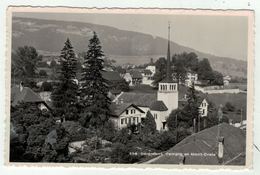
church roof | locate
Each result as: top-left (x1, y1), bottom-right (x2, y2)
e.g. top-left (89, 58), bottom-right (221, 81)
top-left (150, 100), bottom-right (168, 111)
top-left (117, 92), bottom-right (157, 107)
top-left (160, 77), bottom-right (177, 83)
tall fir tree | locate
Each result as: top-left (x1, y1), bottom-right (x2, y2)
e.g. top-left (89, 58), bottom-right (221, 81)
top-left (80, 32), bottom-right (111, 128)
top-left (51, 38), bottom-right (79, 121)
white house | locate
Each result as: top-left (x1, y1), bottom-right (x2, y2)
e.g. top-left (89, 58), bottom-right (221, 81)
top-left (199, 98), bottom-right (209, 117)
top-left (141, 69), bottom-right (154, 86)
top-left (185, 72), bottom-right (198, 87)
top-left (146, 65), bottom-right (156, 75)
top-left (123, 73), bottom-right (133, 86)
top-left (223, 75), bottom-right (231, 86)
top-left (110, 103), bottom-right (146, 129)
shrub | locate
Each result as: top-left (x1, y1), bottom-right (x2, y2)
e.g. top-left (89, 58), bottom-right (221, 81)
top-left (224, 102), bottom-right (235, 112)
top-left (41, 82), bottom-right (53, 91)
top-left (39, 70), bottom-right (48, 77)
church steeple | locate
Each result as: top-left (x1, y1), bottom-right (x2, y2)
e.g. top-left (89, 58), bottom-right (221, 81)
top-left (166, 22), bottom-right (171, 82)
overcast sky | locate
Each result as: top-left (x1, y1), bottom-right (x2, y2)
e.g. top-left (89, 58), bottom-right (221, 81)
top-left (14, 12), bottom-right (248, 60)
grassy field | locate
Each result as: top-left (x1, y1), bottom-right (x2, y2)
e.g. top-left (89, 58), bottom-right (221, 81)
top-left (207, 93), bottom-right (247, 122)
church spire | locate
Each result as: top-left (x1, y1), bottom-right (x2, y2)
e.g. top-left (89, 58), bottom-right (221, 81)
top-left (166, 22), bottom-right (171, 82)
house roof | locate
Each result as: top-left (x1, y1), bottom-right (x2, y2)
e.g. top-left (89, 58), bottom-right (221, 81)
top-left (117, 92), bottom-right (157, 107)
top-left (150, 100), bottom-right (168, 111)
top-left (131, 70), bottom-right (143, 79)
top-left (145, 123), bottom-right (246, 165)
top-left (142, 69), bottom-right (153, 75)
top-left (11, 86), bottom-right (45, 106)
top-left (101, 71), bottom-right (123, 81)
top-left (110, 103), bottom-right (145, 116)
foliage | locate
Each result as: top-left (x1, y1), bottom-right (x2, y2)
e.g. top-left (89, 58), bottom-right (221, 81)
top-left (41, 81), bottom-right (53, 91)
top-left (50, 60), bottom-right (57, 68)
top-left (51, 38), bottom-right (79, 121)
top-left (12, 46), bottom-right (41, 79)
top-left (152, 57), bottom-right (167, 86)
top-left (141, 111), bottom-right (156, 134)
top-left (224, 102), bottom-right (235, 112)
top-left (80, 32), bottom-right (111, 128)
top-left (167, 109), bottom-right (183, 131)
top-left (39, 70), bottom-right (48, 77)
top-left (10, 103), bottom-right (70, 162)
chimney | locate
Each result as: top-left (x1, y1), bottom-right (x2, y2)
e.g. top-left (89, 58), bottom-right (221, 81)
top-left (217, 136), bottom-right (224, 163)
top-left (19, 81), bottom-right (24, 92)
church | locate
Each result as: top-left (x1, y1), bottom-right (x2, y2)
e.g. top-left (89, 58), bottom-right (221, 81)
top-left (111, 24), bottom-right (179, 131)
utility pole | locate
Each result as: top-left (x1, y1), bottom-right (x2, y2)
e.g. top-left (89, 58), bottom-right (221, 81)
top-left (240, 108), bottom-right (243, 127)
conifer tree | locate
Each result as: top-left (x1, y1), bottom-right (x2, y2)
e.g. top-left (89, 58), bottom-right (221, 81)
top-left (142, 111), bottom-right (157, 134)
top-left (51, 38), bottom-right (79, 120)
top-left (80, 32), bottom-right (111, 128)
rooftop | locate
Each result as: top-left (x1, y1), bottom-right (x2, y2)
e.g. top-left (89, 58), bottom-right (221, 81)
top-left (146, 123), bottom-right (246, 165)
top-left (11, 86), bottom-right (44, 106)
top-left (150, 100), bottom-right (168, 111)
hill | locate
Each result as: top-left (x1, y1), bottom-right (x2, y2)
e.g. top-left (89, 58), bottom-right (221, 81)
top-left (12, 17), bottom-right (247, 78)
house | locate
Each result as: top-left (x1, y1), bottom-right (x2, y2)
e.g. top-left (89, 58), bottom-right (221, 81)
top-left (199, 98), bottom-right (209, 117)
top-left (123, 73), bottom-right (133, 86)
top-left (145, 123), bottom-right (246, 165)
top-left (141, 69), bottom-right (154, 86)
top-left (130, 70), bottom-right (143, 85)
top-left (146, 65), bottom-right (156, 75)
top-left (185, 71), bottom-right (198, 87)
top-left (11, 82), bottom-right (49, 111)
top-left (110, 103), bottom-right (146, 129)
top-left (223, 75), bottom-right (231, 86)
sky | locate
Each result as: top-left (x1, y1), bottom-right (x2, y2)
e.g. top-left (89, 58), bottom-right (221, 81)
top-left (13, 12), bottom-right (249, 60)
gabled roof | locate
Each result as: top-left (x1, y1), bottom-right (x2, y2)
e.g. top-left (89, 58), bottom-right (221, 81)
top-left (11, 86), bottom-right (45, 106)
top-left (101, 71), bottom-right (123, 81)
top-left (146, 123), bottom-right (246, 165)
top-left (142, 69), bottom-right (153, 75)
top-left (117, 92), bottom-right (157, 107)
top-left (110, 103), bottom-right (145, 116)
top-left (150, 100), bottom-right (168, 111)
top-left (130, 70), bottom-right (143, 79)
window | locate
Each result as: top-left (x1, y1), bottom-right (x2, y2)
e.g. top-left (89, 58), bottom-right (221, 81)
top-left (133, 117), bottom-right (136, 124)
top-left (137, 117), bottom-right (139, 123)
top-left (129, 118), bottom-right (131, 124)
top-left (121, 119), bottom-right (124, 125)
top-left (154, 113), bottom-right (157, 120)
top-left (125, 118), bottom-right (127, 124)
top-left (126, 110), bottom-right (128, 115)
top-left (202, 109), bottom-right (205, 115)
top-left (174, 85), bottom-right (176, 90)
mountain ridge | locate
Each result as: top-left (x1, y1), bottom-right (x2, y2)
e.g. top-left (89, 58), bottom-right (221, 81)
top-left (12, 17), bottom-right (247, 78)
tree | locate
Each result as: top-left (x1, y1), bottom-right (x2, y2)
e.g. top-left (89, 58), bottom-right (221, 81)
top-left (50, 60), bottom-right (57, 68)
top-left (183, 83), bottom-right (201, 132)
top-left (141, 111), bottom-right (156, 134)
top-left (11, 46), bottom-right (41, 87)
top-left (51, 38), bottom-right (79, 121)
top-left (211, 71), bottom-right (224, 85)
top-left (167, 109), bottom-right (183, 131)
top-left (152, 57), bottom-right (167, 87)
top-left (197, 58), bottom-right (213, 81)
top-left (10, 103), bottom-right (70, 162)
top-left (80, 32), bottom-right (111, 129)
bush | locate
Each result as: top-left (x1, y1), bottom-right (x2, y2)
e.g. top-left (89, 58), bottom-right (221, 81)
top-left (39, 70), bottom-right (48, 77)
top-left (224, 102), bottom-right (235, 112)
top-left (41, 82), bottom-right (53, 91)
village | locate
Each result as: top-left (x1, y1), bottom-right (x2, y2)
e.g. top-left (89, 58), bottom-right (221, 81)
top-left (10, 22), bottom-right (247, 165)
